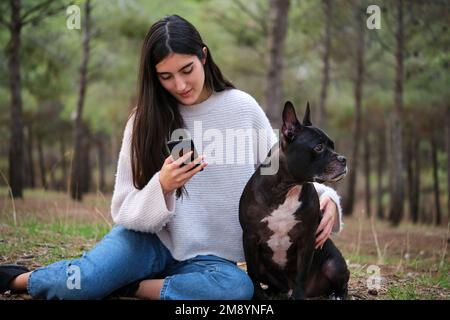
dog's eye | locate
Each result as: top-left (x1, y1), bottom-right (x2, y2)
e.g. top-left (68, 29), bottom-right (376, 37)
top-left (314, 144), bottom-right (324, 153)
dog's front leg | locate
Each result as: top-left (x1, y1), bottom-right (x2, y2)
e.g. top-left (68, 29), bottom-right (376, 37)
top-left (291, 232), bottom-right (316, 300)
top-left (291, 249), bottom-right (315, 299)
top-left (243, 234), bottom-right (268, 300)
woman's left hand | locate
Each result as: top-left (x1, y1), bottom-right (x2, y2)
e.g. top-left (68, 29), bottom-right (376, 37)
top-left (315, 196), bottom-right (338, 250)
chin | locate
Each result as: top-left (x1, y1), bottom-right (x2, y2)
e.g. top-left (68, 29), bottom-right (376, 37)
top-left (180, 94), bottom-right (200, 106)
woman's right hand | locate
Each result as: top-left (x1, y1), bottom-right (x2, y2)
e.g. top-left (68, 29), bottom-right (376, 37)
top-left (159, 151), bottom-right (207, 195)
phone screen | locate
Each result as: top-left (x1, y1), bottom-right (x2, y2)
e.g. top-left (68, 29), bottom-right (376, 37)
top-left (167, 139), bottom-right (202, 171)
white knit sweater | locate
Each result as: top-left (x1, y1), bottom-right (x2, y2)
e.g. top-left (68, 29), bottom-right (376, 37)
top-left (111, 89), bottom-right (343, 262)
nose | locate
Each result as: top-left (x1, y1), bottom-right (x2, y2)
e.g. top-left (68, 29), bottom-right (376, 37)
top-left (174, 75), bottom-right (186, 92)
top-left (337, 155), bottom-right (346, 166)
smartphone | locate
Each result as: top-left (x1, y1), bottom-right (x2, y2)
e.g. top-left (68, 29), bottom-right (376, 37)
top-left (167, 138), bottom-right (203, 171)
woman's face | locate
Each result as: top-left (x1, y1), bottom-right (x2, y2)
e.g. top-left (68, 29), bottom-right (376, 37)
top-left (155, 50), bottom-right (209, 106)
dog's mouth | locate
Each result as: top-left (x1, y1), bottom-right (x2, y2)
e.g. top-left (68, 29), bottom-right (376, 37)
top-left (314, 167), bottom-right (348, 183)
top-left (329, 168), bottom-right (347, 182)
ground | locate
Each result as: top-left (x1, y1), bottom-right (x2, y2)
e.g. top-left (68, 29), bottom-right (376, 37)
top-left (0, 188), bottom-right (449, 300)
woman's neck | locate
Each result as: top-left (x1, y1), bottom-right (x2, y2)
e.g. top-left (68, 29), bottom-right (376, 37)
top-left (193, 87), bottom-right (212, 105)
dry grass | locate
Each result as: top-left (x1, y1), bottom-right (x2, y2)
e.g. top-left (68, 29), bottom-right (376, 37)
top-left (0, 187), bottom-right (449, 300)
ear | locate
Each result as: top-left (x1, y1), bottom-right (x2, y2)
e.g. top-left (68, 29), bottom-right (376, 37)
top-left (201, 47), bottom-right (208, 65)
top-left (282, 101), bottom-right (300, 141)
top-left (302, 101), bottom-right (312, 126)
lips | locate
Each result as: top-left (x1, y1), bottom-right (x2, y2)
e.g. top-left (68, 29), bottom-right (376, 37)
top-left (314, 167), bottom-right (348, 183)
top-left (179, 89), bottom-right (192, 98)
top-left (329, 167), bottom-right (348, 182)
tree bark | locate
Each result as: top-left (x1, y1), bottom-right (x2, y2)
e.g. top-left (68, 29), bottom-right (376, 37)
top-left (343, 7), bottom-right (365, 216)
top-left (389, 0), bottom-right (405, 226)
top-left (317, 0), bottom-right (332, 128)
top-left (8, 0), bottom-right (24, 198)
top-left (431, 132), bottom-right (442, 225)
top-left (70, 0), bottom-right (91, 201)
top-left (265, 0), bottom-right (290, 125)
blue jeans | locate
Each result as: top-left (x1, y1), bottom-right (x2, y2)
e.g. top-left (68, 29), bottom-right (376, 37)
top-left (27, 225), bottom-right (253, 300)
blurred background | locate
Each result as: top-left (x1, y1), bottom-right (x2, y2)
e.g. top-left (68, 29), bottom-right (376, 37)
top-left (0, 0), bottom-right (450, 300)
top-left (0, 0), bottom-right (449, 300)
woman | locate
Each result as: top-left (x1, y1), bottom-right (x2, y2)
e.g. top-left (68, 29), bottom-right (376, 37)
top-left (0, 15), bottom-right (343, 300)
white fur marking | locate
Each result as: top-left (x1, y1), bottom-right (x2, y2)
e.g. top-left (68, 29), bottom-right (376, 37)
top-left (261, 185), bottom-right (302, 268)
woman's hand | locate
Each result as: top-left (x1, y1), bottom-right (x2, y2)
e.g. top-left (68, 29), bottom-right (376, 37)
top-left (159, 151), bottom-right (207, 195)
top-left (315, 196), bottom-right (338, 250)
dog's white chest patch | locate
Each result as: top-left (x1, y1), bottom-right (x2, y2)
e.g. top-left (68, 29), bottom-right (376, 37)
top-left (261, 185), bottom-right (302, 268)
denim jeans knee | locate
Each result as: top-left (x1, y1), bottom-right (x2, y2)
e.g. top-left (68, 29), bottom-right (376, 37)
top-left (27, 225), bottom-right (173, 299)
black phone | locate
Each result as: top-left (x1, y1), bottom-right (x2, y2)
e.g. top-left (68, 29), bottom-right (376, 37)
top-left (167, 138), bottom-right (203, 171)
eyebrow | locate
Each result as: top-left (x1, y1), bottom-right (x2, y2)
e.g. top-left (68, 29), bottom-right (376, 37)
top-left (157, 62), bottom-right (194, 75)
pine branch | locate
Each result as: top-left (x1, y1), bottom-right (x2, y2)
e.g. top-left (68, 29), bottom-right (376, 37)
top-left (22, 1), bottom-right (72, 26)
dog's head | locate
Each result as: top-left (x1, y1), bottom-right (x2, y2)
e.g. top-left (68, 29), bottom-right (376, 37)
top-left (280, 101), bottom-right (347, 183)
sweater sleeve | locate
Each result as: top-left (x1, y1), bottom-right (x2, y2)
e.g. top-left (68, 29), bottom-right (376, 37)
top-left (110, 116), bottom-right (176, 233)
top-left (313, 182), bottom-right (344, 233)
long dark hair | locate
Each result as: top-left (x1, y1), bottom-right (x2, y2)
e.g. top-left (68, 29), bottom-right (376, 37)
top-left (131, 15), bottom-right (234, 196)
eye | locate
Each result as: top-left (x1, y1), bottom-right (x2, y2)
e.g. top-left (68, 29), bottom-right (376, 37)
top-left (159, 74), bottom-right (172, 81)
top-left (314, 143), bottom-right (324, 153)
top-left (182, 66), bottom-right (193, 74)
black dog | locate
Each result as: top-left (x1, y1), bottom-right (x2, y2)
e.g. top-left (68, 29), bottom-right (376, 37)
top-left (239, 101), bottom-right (349, 300)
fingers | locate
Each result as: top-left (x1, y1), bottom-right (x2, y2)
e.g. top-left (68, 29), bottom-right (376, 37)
top-left (178, 154), bottom-right (205, 173)
top-left (315, 223), bottom-right (332, 249)
top-left (315, 205), bottom-right (334, 249)
top-left (319, 196), bottom-right (329, 211)
top-left (172, 151), bottom-right (194, 167)
top-left (179, 158), bottom-right (208, 181)
top-left (316, 206), bottom-right (332, 235)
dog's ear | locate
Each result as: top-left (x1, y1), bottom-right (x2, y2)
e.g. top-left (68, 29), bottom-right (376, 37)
top-left (302, 101), bottom-right (312, 126)
top-left (282, 101), bottom-right (300, 141)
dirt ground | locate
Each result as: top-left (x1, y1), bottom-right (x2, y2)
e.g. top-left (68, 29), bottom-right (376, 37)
top-left (0, 189), bottom-right (449, 300)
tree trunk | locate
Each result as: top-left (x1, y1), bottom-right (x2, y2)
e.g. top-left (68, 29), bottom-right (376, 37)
top-left (317, 0), bottom-right (332, 128)
top-left (389, 0), bottom-right (405, 226)
top-left (364, 130), bottom-right (372, 218)
top-left (376, 128), bottom-right (385, 220)
top-left (431, 132), bottom-right (442, 225)
top-left (343, 7), bottom-right (365, 216)
top-left (8, 0), bottom-right (24, 198)
top-left (70, 0), bottom-right (91, 201)
top-left (265, 0), bottom-right (290, 125)
top-left (36, 135), bottom-right (47, 190)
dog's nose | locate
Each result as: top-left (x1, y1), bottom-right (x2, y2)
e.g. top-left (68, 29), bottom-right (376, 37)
top-left (337, 155), bottom-right (346, 165)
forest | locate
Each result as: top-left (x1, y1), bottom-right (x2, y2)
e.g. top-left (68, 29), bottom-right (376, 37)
top-left (0, 0), bottom-right (449, 300)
